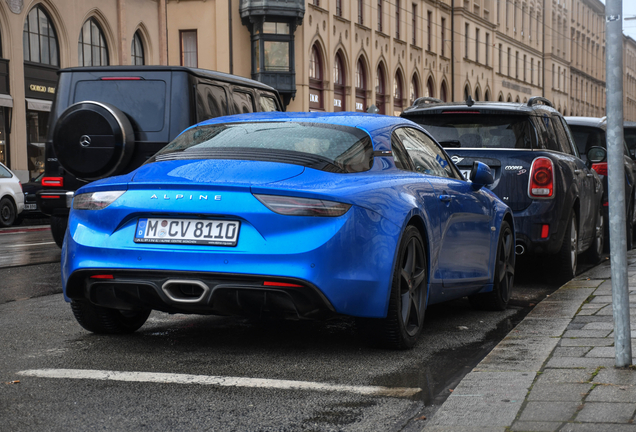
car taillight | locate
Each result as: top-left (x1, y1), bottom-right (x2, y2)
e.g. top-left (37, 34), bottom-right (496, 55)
top-left (42, 177), bottom-right (63, 187)
top-left (529, 157), bottom-right (554, 198)
top-left (254, 194), bottom-right (351, 217)
top-left (591, 162), bottom-right (608, 176)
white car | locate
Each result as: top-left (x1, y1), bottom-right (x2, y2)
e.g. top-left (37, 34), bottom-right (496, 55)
top-left (0, 162), bottom-right (24, 227)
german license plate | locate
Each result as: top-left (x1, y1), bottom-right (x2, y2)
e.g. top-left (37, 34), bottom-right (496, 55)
top-left (134, 218), bottom-right (240, 246)
top-left (460, 169), bottom-right (471, 180)
top-left (24, 204), bottom-right (37, 210)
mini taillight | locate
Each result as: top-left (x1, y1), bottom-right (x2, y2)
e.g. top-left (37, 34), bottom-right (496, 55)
top-left (529, 157), bottom-right (554, 198)
top-left (591, 162), bottom-right (608, 176)
top-left (254, 194), bottom-right (351, 217)
top-left (42, 177), bottom-right (63, 187)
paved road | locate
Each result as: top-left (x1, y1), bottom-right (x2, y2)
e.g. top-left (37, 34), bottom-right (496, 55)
top-left (0, 225), bottom-right (578, 431)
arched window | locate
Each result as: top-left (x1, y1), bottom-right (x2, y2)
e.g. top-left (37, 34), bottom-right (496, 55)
top-left (376, 64), bottom-right (386, 114)
top-left (464, 85), bottom-right (470, 101)
top-left (309, 44), bottom-right (324, 110)
top-left (131, 31), bottom-right (145, 65)
top-left (485, 89), bottom-right (490, 101)
top-left (355, 58), bottom-right (367, 112)
top-left (475, 87), bottom-right (481, 101)
top-left (507, 94), bottom-right (512, 102)
top-left (23, 5), bottom-right (59, 66)
top-left (498, 93), bottom-right (504, 102)
top-left (410, 75), bottom-right (419, 105)
top-left (515, 96), bottom-right (520, 103)
top-left (426, 77), bottom-right (434, 98)
top-left (393, 72), bottom-right (403, 116)
top-left (78, 18), bottom-right (109, 66)
top-left (333, 51), bottom-right (346, 111)
top-left (440, 81), bottom-right (448, 102)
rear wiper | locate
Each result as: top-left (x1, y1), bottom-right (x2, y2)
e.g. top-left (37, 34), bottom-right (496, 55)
top-left (440, 140), bottom-right (461, 148)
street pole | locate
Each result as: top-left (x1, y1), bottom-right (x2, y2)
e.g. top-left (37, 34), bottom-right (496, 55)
top-left (606, 0), bottom-right (632, 367)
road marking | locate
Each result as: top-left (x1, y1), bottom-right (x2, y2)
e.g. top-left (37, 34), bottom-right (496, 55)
top-left (4, 242), bottom-right (56, 247)
top-left (17, 368), bottom-right (421, 398)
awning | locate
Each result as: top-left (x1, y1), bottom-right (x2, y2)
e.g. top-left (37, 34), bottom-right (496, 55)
top-left (0, 94), bottom-right (13, 108)
top-left (26, 98), bottom-right (52, 112)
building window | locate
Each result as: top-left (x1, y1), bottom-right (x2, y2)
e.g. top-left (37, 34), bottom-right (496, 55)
top-left (531, 58), bottom-right (534, 84)
top-left (309, 44), bottom-right (324, 110)
top-left (376, 64), bottom-right (386, 114)
top-left (396, 0), bottom-right (400, 39)
top-left (410, 74), bottom-right (419, 105)
top-left (358, 0), bottom-right (364, 25)
top-left (355, 58), bottom-right (367, 112)
top-left (440, 81), bottom-right (448, 102)
top-left (475, 87), bottom-right (480, 101)
top-left (507, 48), bottom-right (511, 76)
top-left (515, 51), bottom-right (519, 79)
top-left (313, 0), bottom-right (319, 5)
top-left (23, 5), bottom-right (59, 66)
top-left (498, 44), bottom-right (502, 73)
top-left (394, 72), bottom-right (404, 116)
top-left (426, 77), bottom-right (434, 97)
top-left (538, 61), bottom-right (541, 87)
top-left (336, 0), bottom-right (342, 17)
top-left (131, 31), bottom-right (144, 65)
top-left (427, 11), bottom-right (432, 51)
top-left (523, 55), bottom-right (527, 82)
top-left (485, 33), bottom-right (489, 66)
top-left (465, 23), bottom-right (469, 58)
top-left (180, 30), bottom-right (197, 67)
top-left (333, 51), bottom-right (346, 111)
top-left (78, 18), bottom-right (109, 66)
top-left (475, 28), bottom-right (480, 63)
top-left (412, 4), bottom-right (417, 45)
top-left (441, 18), bottom-right (446, 57)
top-left (378, 0), bottom-right (383, 32)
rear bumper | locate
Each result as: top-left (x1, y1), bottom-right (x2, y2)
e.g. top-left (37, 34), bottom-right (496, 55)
top-left (512, 199), bottom-right (566, 255)
top-left (36, 190), bottom-right (74, 216)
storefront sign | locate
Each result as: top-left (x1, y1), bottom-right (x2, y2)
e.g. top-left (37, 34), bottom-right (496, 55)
top-left (334, 99), bottom-right (342, 107)
top-left (29, 84), bottom-right (55, 94)
top-left (310, 94), bottom-right (319, 103)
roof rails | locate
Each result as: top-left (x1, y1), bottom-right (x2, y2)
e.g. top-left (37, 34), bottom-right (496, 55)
top-left (527, 96), bottom-right (554, 108)
top-left (412, 96), bottom-right (443, 107)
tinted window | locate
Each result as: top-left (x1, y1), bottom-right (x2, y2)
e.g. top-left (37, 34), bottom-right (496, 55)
top-left (552, 116), bottom-right (575, 155)
top-left (232, 91), bottom-right (254, 114)
top-left (154, 122), bottom-right (373, 173)
top-left (259, 95), bottom-right (279, 112)
top-left (625, 128), bottom-right (636, 157)
top-left (390, 135), bottom-right (413, 171)
top-left (74, 80), bottom-right (166, 131)
top-left (196, 83), bottom-right (227, 121)
top-left (395, 127), bottom-right (457, 178)
top-left (414, 114), bottom-right (535, 149)
top-left (569, 125), bottom-right (605, 162)
top-left (539, 115), bottom-right (561, 152)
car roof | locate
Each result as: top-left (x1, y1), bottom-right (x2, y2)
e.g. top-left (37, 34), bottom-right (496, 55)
top-left (564, 116), bottom-right (607, 130)
top-left (58, 66), bottom-right (280, 93)
top-left (401, 98), bottom-right (559, 116)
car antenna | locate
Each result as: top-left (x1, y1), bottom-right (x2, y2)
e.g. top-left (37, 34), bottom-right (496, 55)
top-left (466, 95), bottom-right (475, 107)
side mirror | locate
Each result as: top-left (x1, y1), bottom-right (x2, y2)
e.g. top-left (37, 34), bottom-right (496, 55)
top-left (586, 146), bottom-right (607, 164)
top-left (469, 161), bottom-right (494, 190)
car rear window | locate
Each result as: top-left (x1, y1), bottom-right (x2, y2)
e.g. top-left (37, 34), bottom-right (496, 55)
top-left (151, 122), bottom-right (374, 173)
top-left (74, 80), bottom-right (166, 132)
top-left (412, 114), bottom-right (536, 149)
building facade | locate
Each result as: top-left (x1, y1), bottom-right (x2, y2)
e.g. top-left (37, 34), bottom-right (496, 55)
top-left (0, 0), bottom-right (631, 183)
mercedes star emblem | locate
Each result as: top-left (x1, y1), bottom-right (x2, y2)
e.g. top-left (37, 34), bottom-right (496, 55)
top-left (79, 135), bottom-right (91, 147)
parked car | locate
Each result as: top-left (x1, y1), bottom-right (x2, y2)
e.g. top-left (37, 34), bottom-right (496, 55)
top-left (0, 162), bottom-right (24, 227)
top-left (37, 66), bottom-right (284, 247)
top-left (61, 112), bottom-right (515, 349)
top-left (565, 116), bottom-right (636, 250)
top-left (625, 121), bottom-right (636, 159)
top-left (401, 96), bottom-right (604, 281)
top-left (16, 172), bottom-right (47, 222)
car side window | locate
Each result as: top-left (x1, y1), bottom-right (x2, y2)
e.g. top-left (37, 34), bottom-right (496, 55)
top-left (390, 133), bottom-right (414, 171)
top-left (232, 90), bottom-right (255, 114)
top-left (540, 116), bottom-right (562, 152)
top-left (557, 117), bottom-right (580, 158)
top-left (196, 83), bottom-right (228, 122)
top-left (0, 165), bottom-right (10, 178)
top-left (259, 95), bottom-right (279, 112)
top-left (395, 127), bottom-right (457, 178)
top-left (552, 116), bottom-right (575, 156)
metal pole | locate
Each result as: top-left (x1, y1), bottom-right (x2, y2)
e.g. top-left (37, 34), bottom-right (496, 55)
top-left (606, 0), bottom-right (632, 367)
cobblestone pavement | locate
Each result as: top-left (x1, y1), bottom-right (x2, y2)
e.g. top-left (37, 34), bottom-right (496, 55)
top-left (423, 252), bottom-right (636, 432)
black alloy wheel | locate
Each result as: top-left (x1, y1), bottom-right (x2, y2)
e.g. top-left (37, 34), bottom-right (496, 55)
top-left (555, 212), bottom-right (578, 283)
top-left (0, 197), bottom-right (16, 227)
top-left (584, 208), bottom-right (604, 264)
top-left (469, 220), bottom-right (514, 311)
top-left (357, 225), bottom-right (427, 349)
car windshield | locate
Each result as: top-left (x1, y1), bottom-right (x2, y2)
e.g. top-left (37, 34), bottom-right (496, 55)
top-left (151, 121), bottom-right (374, 173)
top-left (412, 114), bottom-right (535, 149)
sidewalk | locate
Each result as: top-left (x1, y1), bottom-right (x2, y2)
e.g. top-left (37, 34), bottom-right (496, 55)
top-left (424, 251), bottom-right (636, 432)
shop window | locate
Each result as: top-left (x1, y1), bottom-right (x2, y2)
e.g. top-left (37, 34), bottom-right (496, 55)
top-left (26, 110), bottom-right (49, 180)
top-left (333, 51), bottom-right (346, 111)
top-left (355, 58), bottom-right (367, 112)
top-left (309, 44), bottom-right (324, 110)
top-left (23, 5), bottom-right (59, 66)
top-left (78, 18), bottom-right (109, 66)
top-left (376, 64), bottom-right (386, 114)
top-left (394, 72), bottom-right (404, 116)
top-left (131, 31), bottom-right (145, 66)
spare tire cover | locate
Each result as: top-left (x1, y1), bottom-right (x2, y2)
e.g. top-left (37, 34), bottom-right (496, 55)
top-left (53, 101), bottom-right (135, 181)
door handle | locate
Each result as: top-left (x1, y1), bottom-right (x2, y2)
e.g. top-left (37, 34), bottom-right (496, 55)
top-left (574, 169), bottom-right (582, 175)
top-left (586, 173), bottom-right (594, 177)
top-left (439, 194), bottom-right (452, 203)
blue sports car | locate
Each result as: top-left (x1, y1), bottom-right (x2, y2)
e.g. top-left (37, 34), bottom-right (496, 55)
top-left (62, 112), bottom-right (515, 349)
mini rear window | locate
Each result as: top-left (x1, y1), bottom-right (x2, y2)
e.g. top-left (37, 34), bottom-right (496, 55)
top-left (413, 114), bottom-right (536, 149)
top-left (74, 80), bottom-right (166, 132)
top-left (152, 122), bottom-right (374, 173)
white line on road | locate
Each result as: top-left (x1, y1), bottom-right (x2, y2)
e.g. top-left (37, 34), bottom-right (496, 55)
top-left (4, 242), bottom-right (56, 247)
top-left (17, 368), bottom-right (421, 398)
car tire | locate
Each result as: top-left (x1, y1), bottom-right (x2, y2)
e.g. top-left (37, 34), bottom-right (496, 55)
top-left (70, 300), bottom-right (151, 334)
top-left (555, 211), bottom-right (578, 283)
top-left (53, 101), bottom-right (135, 181)
top-left (584, 208), bottom-right (604, 265)
top-left (0, 197), bottom-right (16, 227)
top-left (50, 215), bottom-right (67, 248)
top-left (469, 220), bottom-right (514, 311)
top-left (357, 225), bottom-right (427, 349)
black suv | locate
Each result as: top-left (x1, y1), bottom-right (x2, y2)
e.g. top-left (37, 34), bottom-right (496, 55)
top-left (37, 66), bottom-right (283, 246)
top-left (565, 116), bottom-right (636, 250)
top-left (401, 97), bottom-right (604, 281)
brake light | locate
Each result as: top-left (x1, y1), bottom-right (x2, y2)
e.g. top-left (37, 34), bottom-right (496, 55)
top-left (442, 111), bottom-right (480, 114)
top-left (254, 194), bottom-right (351, 217)
top-left (100, 77), bottom-right (142, 80)
top-left (90, 275), bottom-right (114, 279)
top-left (42, 177), bottom-right (63, 187)
top-left (529, 157), bottom-right (554, 198)
top-left (263, 281), bottom-right (303, 288)
top-left (591, 162), bottom-right (608, 176)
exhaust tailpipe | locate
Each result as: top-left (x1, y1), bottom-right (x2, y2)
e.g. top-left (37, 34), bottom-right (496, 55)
top-left (515, 243), bottom-right (526, 256)
top-left (161, 280), bottom-right (210, 303)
